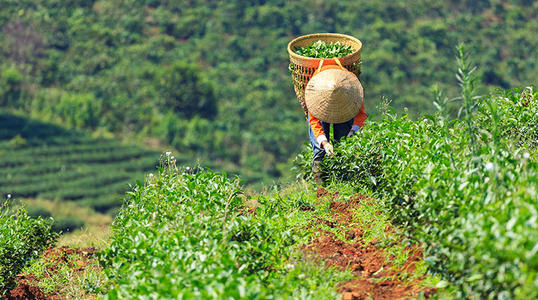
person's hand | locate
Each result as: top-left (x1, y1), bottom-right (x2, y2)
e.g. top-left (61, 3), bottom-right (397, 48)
top-left (322, 142), bottom-right (334, 156)
top-left (347, 126), bottom-right (362, 137)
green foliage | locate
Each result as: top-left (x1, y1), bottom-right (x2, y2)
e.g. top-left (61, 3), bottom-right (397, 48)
top-left (26, 206), bottom-right (52, 219)
top-left (0, 203), bottom-right (57, 290)
top-left (294, 40), bottom-right (354, 58)
top-left (0, 111), bottom-right (159, 213)
top-left (0, 65), bottom-right (23, 107)
top-left (157, 62), bottom-right (217, 119)
top-left (102, 167), bottom-right (351, 298)
top-left (1, 0), bottom-right (536, 185)
top-left (295, 57), bottom-right (537, 297)
top-left (56, 92), bottom-right (101, 130)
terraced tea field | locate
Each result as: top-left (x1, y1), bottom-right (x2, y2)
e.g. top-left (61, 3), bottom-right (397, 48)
top-left (0, 111), bottom-right (161, 213)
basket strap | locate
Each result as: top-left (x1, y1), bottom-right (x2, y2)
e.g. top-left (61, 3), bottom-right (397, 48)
top-left (314, 59), bottom-right (325, 76)
top-left (334, 58), bottom-right (344, 69)
top-left (313, 58), bottom-right (346, 76)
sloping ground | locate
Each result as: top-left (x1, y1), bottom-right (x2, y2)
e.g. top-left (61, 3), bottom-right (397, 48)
top-left (3, 247), bottom-right (101, 300)
top-left (100, 168), bottom-right (442, 297)
top-left (0, 111), bottom-right (160, 213)
top-left (295, 87), bottom-right (537, 297)
top-left (307, 188), bottom-right (436, 299)
top-left (2, 170), bottom-right (439, 299)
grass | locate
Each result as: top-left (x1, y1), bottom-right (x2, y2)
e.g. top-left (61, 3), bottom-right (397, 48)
top-left (21, 248), bottom-right (106, 298)
top-left (19, 198), bottom-right (112, 249)
top-left (258, 180), bottom-right (441, 292)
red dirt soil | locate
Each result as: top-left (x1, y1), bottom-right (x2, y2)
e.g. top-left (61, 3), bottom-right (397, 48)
top-left (306, 188), bottom-right (436, 300)
top-left (3, 246), bottom-right (97, 300)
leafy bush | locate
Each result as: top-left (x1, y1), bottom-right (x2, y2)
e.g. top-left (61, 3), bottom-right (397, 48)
top-left (102, 166), bottom-right (348, 298)
top-left (0, 203), bottom-right (57, 290)
top-left (0, 65), bottom-right (23, 107)
top-left (295, 50), bottom-right (537, 297)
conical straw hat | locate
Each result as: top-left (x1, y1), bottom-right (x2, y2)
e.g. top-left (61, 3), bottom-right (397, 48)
top-left (305, 68), bottom-right (363, 124)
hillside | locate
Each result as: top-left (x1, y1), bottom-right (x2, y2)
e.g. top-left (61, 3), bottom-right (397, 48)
top-left (0, 111), bottom-right (159, 213)
top-left (1, 79), bottom-right (536, 298)
top-left (1, 0), bottom-right (537, 185)
top-left (0, 1), bottom-right (537, 298)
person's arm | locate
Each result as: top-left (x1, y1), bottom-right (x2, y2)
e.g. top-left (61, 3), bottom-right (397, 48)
top-left (309, 112), bottom-right (327, 146)
top-left (348, 102), bottom-right (367, 137)
top-left (309, 112), bottom-right (334, 155)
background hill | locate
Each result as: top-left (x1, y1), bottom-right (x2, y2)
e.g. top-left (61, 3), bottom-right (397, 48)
top-left (1, 0), bottom-right (536, 187)
top-left (0, 111), bottom-right (158, 213)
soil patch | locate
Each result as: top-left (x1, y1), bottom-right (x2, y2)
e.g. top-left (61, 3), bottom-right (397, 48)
top-left (3, 246), bottom-right (98, 300)
top-left (3, 274), bottom-right (59, 300)
top-left (305, 188), bottom-right (436, 299)
top-left (42, 246), bottom-right (96, 273)
top-left (5, 274), bottom-right (49, 300)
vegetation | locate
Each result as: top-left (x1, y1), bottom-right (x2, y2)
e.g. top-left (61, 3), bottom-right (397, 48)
top-left (21, 247), bottom-right (105, 299)
top-left (293, 40), bottom-right (354, 58)
top-left (14, 198), bottom-right (113, 249)
top-left (101, 160), bottom-right (434, 298)
top-left (102, 167), bottom-right (341, 298)
top-left (1, 0), bottom-right (536, 185)
top-left (0, 202), bottom-right (57, 290)
top-left (0, 111), bottom-right (159, 213)
top-left (295, 48), bottom-right (537, 298)
top-left (0, 1), bottom-right (536, 298)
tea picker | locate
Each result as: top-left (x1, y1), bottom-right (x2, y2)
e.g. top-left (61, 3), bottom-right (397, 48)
top-left (288, 33), bottom-right (367, 184)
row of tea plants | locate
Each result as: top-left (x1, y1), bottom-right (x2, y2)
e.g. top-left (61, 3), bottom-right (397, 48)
top-left (0, 112), bottom-right (160, 213)
top-left (295, 46), bottom-right (537, 298)
top-left (101, 157), bottom-right (352, 298)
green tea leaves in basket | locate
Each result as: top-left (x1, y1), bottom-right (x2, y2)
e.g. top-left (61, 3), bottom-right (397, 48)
top-left (293, 40), bottom-right (354, 58)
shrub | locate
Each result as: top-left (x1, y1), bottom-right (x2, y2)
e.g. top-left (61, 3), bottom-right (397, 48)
top-left (0, 203), bottom-right (57, 290)
top-left (102, 167), bottom-right (347, 298)
top-left (25, 206), bottom-right (52, 219)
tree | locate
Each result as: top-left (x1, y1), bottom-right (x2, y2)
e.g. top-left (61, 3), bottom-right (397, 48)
top-left (156, 61), bottom-right (217, 119)
top-left (0, 66), bottom-right (23, 107)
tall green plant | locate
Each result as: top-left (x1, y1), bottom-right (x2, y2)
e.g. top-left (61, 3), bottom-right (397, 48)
top-left (456, 43), bottom-right (481, 157)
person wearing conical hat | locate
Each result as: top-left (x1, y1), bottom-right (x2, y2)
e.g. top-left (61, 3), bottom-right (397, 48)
top-left (305, 66), bottom-right (366, 184)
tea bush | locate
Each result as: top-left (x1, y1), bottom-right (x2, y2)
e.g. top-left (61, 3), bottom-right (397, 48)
top-left (102, 166), bottom-right (349, 299)
top-left (0, 203), bottom-right (57, 290)
top-left (295, 68), bottom-right (537, 297)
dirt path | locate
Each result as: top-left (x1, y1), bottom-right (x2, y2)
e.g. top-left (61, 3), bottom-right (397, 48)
top-left (3, 246), bottom-right (97, 300)
top-left (305, 188), bottom-right (436, 300)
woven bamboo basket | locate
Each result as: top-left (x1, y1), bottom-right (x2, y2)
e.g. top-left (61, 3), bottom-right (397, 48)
top-left (287, 33), bottom-right (362, 114)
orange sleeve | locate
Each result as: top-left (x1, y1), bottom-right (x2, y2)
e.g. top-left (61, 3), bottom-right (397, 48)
top-left (308, 112), bottom-right (325, 138)
top-left (352, 102), bottom-right (367, 129)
